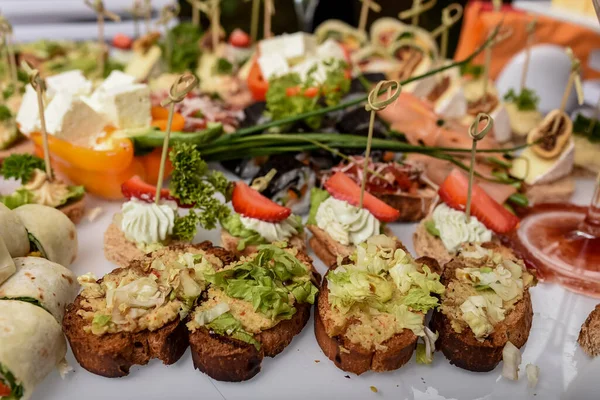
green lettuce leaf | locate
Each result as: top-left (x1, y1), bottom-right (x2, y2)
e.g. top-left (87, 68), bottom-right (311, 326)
top-left (415, 343), bottom-right (431, 364)
top-left (402, 287), bottom-right (439, 312)
top-left (221, 213), bottom-right (266, 250)
top-left (307, 187), bottom-right (329, 225)
top-left (62, 185), bottom-right (85, 206)
top-left (206, 312), bottom-right (261, 350)
top-left (0, 188), bottom-right (33, 209)
top-left (0, 362), bottom-right (24, 400)
top-left (424, 220), bottom-right (440, 237)
top-left (391, 304), bottom-right (425, 336)
top-left (327, 269), bottom-right (395, 313)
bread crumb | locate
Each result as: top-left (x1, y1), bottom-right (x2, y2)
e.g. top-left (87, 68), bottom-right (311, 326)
top-left (344, 375), bottom-right (350, 379)
top-left (314, 360), bottom-right (320, 363)
top-left (370, 386), bottom-right (378, 393)
top-left (86, 207), bottom-right (103, 222)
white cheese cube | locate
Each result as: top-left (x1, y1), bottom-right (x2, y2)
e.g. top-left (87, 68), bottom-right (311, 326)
top-left (291, 58), bottom-right (327, 84)
top-left (490, 104), bottom-right (512, 143)
top-left (259, 32), bottom-right (316, 65)
top-left (95, 70), bottom-right (137, 93)
top-left (316, 39), bottom-right (347, 61)
top-left (257, 54), bottom-right (290, 81)
top-left (97, 84), bottom-right (152, 130)
top-left (44, 92), bottom-right (108, 144)
top-left (16, 85), bottom-right (41, 135)
top-left (46, 70), bottom-right (92, 98)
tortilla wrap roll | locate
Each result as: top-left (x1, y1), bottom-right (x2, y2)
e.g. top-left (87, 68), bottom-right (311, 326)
top-left (0, 257), bottom-right (78, 322)
top-left (0, 238), bottom-right (16, 285)
top-left (0, 300), bottom-right (67, 400)
top-left (13, 204), bottom-right (78, 267)
top-left (315, 19), bottom-right (367, 50)
top-left (0, 203), bottom-right (30, 258)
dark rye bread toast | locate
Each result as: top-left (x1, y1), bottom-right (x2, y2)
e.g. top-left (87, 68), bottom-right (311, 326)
top-left (315, 256), bottom-right (440, 375)
top-left (63, 242), bottom-right (235, 378)
top-left (188, 251), bottom-right (320, 382)
top-left (430, 243), bottom-right (534, 372)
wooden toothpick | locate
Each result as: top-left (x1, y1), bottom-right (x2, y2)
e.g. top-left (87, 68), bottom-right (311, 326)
top-left (196, 0), bottom-right (221, 49)
top-left (358, 0), bottom-right (381, 34)
top-left (155, 73), bottom-right (199, 204)
top-left (263, 0), bottom-right (274, 39)
top-left (520, 17), bottom-right (537, 91)
top-left (466, 113), bottom-right (493, 221)
top-left (156, 3), bottom-right (180, 68)
top-left (430, 3), bottom-right (463, 61)
top-left (492, 0), bottom-right (502, 12)
top-left (130, 0), bottom-right (145, 38)
top-left (552, 48), bottom-right (583, 133)
top-left (21, 61), bottom-right (53, 182)
top-left (144, 0), bottom-right (152, 33)
top-left (250, 0), bottom-right (260, 42)
top-left (399, 0), bottom-right (437, 27)
top-left (361, 80), bottom-right (402, 207)
top-left (0, 16), bottom-right (18, 87)
top-left (186, 0), bottom-right (201, 27)
top-left (85, 0), bottom-right (121, 77)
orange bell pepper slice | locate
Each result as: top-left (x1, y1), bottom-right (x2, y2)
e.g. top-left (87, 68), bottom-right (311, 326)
top-left (30, 130), bottom-right (134, 174)
top-left (151, 106), bottom-right (186, 132)
top-left (248, 60), bottom-right (269, 101)
top-left (137, 147), bottom-right (173, 186)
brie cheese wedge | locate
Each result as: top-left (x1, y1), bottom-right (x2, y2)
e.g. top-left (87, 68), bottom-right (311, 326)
top-left (511, 139), bottom-right (575, 185)
top-left (573, 135), bottom-right (600, 173)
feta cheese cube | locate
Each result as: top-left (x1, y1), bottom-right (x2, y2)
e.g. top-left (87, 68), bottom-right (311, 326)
top-left (95, 70), bottom-right (137, 93)
top-left (97, 84), bottom-right (152, 130)
top-left (16, 85), bottom-right (41, 135)
top-left (46, 70), bottom-right (92, 98)
top-left (257, 54), bottom-right (290, 81)
top-left (44, 92), bottom-right (108, 144)
top-left (316, 39), bottom-right (347, 61)
top-left (259, 32), bottom-right (316, 65)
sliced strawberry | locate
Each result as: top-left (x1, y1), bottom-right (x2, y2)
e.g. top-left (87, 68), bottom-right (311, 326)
top-left (112, 33), bottom-right (133, 50)
top-left (121, 175), bottom-right (191, 208)
top-left (438, 169), bottom-right (519, 234)
top-left (324, 172), bottom-right (401, 222)
top-left (232, 182), bottom-right (291, 222)
top-left (229, 28), bottom-right (251, 48)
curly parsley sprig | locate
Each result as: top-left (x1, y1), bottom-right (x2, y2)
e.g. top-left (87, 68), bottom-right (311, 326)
top-left (169, 142), bottom-right (232, 241)
top-left (1, 154), bottom-right (45, 182)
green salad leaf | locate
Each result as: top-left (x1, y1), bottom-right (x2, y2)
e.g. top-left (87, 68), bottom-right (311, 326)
top-left (0, 296), bottom-right (44, 310)
top-left (402, 287), bottom-right (440, 312)
top-left (162, 22), bottom-right (203, 73)
top-left (503, 88), bottom-right (539, 111)
top-left (459, 62), bottom-right (483, 79)
top-left (573, 113), bottom-right (600, 143)
top-left (1, 154), bottom-right (45, 182)
top-left (0, 189), bottom-right (33, 209)
top-left (214, 58), bottom-right (233, 75)
top-left (207, 312), bottom-right (261, 350)
top-left (220, 213), bottom-right (266, 250)
top-left (424, 220), bottom-right (440, 237)
top-left (307, 187), bottom-right (330, 225)
top-left (169, 142), bottom-right (232, 241)
top-left (206, 245), bottom-right (318, 319)
top-left (0, 105), bottom-right (11, 122)
top-left (415, 343), bottom-right (431, 365)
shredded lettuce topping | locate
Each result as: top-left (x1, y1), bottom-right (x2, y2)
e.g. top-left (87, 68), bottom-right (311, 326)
top-left (307, 187), bottom-right (330, 225)
top-left (326, 235), bottom-right (444, 343)
top-left (206, 312), bottom-right (261, 350)
top-left (0, 363), bottom-right (23, 400)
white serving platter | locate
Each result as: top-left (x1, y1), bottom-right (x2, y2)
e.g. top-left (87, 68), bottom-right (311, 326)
top-left (2, 172), bottom-right (598, 400)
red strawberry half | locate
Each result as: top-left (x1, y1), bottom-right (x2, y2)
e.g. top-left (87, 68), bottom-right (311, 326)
top-left (232, 181), bottom-right (291, 222)
top-left (324, 172), bottom-right (400, 222)
top-left (438, 169), bottom-right (519, 234)
top-left (121, 175), bottom-right (191, 208)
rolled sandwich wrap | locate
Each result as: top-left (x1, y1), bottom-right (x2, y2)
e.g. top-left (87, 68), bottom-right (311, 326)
top-left (0, 300), bottom-right (67, 400)
top-left (0, 203), bottom-right (30, 258)
top-left (0, 238), bottom-right (16, 285)
top-left (0, 257), bottom-right (78, 322)
top-left (315, 19), bottom-right (367, 51)
top-left (13, 204), bottom-right (78, 267)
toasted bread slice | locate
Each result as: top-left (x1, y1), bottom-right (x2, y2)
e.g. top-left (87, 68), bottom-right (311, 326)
top-left (412, 217), bottom-right (453, 267)
top-left (0, 138), bottom-right (34, 164)
top-left (103, 223), bottom-right (187, 268)
top-left (220, 228), bottom-right (307, 257)
top-left (430, 243), bottom-right (534, 372)
top-left (525, 175), bottom-right (575, 205)
top-left (307, 224), bottom-right (396, 268)
top-left (189, 250), bottom-right (319, 382)
top-left (375, 188), bottom-right (436, 222)
top-left (315, 256), bottom-right (440, 375)
top-left (58, 197), bottom-right (86, 224)
top-left (578, 304), bottom-right (600, 357)
top-left (64, 242), bottom-right (234, 378)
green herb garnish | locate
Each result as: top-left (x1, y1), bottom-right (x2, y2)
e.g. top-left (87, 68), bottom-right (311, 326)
top-left (162, 22), bottom-right (203, 73)
top-left (424, 220), bottom-right (440, 237)
top-left (214, 58), bottom-right (233, 75)
top-left (0, 363), bottom-right (24, 400)
top-left (459, 62), bottom-right (483, 78)
top-left (573, 113), bottom-right (600, 143)
top-left (0, 105), bottom-right (11, 121)
top-left (1, 154), bottom-right (45, 182)
top-left (396, 31), bottom-right (415, 41)
top-left (169, 143), bottom-right (232, 241)
top-left (503, 88), bottom-right (539, 111)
